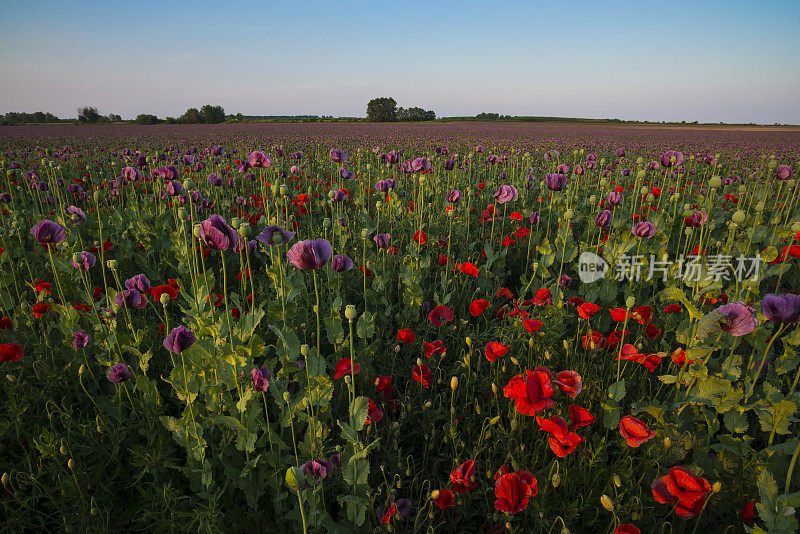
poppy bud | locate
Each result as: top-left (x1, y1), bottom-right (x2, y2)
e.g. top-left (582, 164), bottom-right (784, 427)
top-left (423, 401), bottom-right (431, 409)
top-left (755, 202), bottom-right (764, 213)
top-left (625, 296), bottom-right (635, 309)
top-left (6, 374), bottom-right (15, 382)
top-left (544, 350), bottom-right (551, 360)
top-left (360, 228), bottom-right (369, 239)
top-left (79, 364), bottom-right (86, 377)
top-left (300, 344), bottom-right (310, 357)
top-left (600, 495), bottom-right (614, 512)
top-left (564, 210), bottom-right (573, 220)
top-left (599, 179), bottom-right (607, 187)
top-left (416, 358), bottom-right (422, 367)
top-left (510, 419), bottom-right (517, 431)
top-left (640, 186), bottom-right (649, 195)
top-left (528, 337), bottom-right (534, 347)
top-left (60, 443), bottom-right (67, 455)
top-left (491, 383), bottom-right (497, 395)
top-left (106, 259), bottom-right (117, 270)
top-left (322, 218), bottom-right (331, 228)
top-left (613, 474), bottom-right (621, 487)
top-left (282, 392), bottom-right (291, 402)
top-left (684, 228), bottom-right (693, 236)
top-left (712, 482), bottom-right (721, 493)
top-left (280, 185), bottom-right (288, 196)
top-left (450, 376), bottom-right (458, 390)
top-left (509, 356), bottom-right (518, 365)
top-left (551, 472), bottom-right (561, 487)
top-left (419, 176), bottom-right (426, 185)
top-left (465, 337), bottom-right (472, 348)
top-left (159, 293), bottom-right (171, 306)
top-left (663, 437), bottom-right (671, 449)
top-left (68, 459), bottom-right (75, 471)
top-left (345, 305), bottom-right (357, 320)
top-left (475, 401), bottom-right (481, 414)
top-left (1, 472), bottom-right (8, 487)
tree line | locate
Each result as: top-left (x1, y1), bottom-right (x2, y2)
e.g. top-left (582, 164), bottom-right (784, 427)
top-left (366, 97), bottom-right (436, 122)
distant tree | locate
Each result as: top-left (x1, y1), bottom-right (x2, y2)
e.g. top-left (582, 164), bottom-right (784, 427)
top-left (366, 97), bottom-right (397, 122)
top-left (77, 106), bottom-right (101, 124)
top-left (180, 107), bottom-right (202, 124)
top-left (107, 114), bottom-right (122, 122)
top-left (134, 114), bottom-right (161, 125)
top-left (164, 117), bottom-right (177, 124)
top-left (200, 104), bottom-right (226, 124)
top-left (476, 112), bottom-right (499, 121)
top-left (397, 106), bottom-right (436, 122)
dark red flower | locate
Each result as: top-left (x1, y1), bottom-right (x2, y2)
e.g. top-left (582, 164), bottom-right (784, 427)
top-left (31, 302), bottom-right (52, 318)
top-left (413, 229), bottom-right (427, 245)
top-left (632, 306), bottom-right (652, 325)
top-left (470, 299), bottom-right (491, 316)
top-left (503, 367), bottom-right (555, 416)
top-left (609, 307), bottom-right (628, 322)
top-left (380, 502), bottom-right (396, 524)
top-left (428, 305), bottom-right (454, 326)
top-left (615, 524), bottom-right (641, 534)
top-left (459, 262), bottom-right (479, 277)
top-left (567, 404), bottom-right (595, 430)
top-left (536, 415), bottom-right (583, 457)
top-left (484, 342), bottom-right (508, 362)
top-left (582, 330), bottom-right (605, 351)
top-left (432, 488), bottom-right (455, 509)
top-left (450, 460), bottom-right (477, 494)
top-left (533, 288), bottom-right (551, 306)
top-left (0, 317), bottom-right (12, 329)
top-left (741, 499), bottom-right (755, 526)
top-left (553, 370), bottom-right (582, 398)
top-left (396, 328), bottom-right (415, 344)
top-left (619, 416), bottom-right (656, 447)
top-left (651, 466), bottom-right (712, 519)
top-left (34, 280), bottom-right (52, 295)
top-left (334, 358), bottom-right (360, 379)
top-left (413, 364), bottom-right (432, 388)
top-left (151, 284), bottom-right (179, 301)
top-left (0, 343), bottom-right (23, 362)
top-left (424, 340), bottom-right (446, 359)
top-left (663, 303), bottom-right (683, 313)
top-left (577, 302), bottom-right (601, 319)
top-left (645, 323), bottom-right (662, 339)
top-left (494, 471), bottom-right (537, 514)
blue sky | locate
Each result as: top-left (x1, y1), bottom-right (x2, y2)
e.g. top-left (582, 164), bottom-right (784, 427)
top-left (1, 0), bottom-right (799, 123)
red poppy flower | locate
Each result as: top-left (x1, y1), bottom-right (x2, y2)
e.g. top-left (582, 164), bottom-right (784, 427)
top-left (523, 318), bottom-right (543, 334)
top-left (609, 307), bottom-right (629, 322)
top-left (494, 472), bottom-right (537, 514)
top-left (72, 303), bottom-right (91, 313)
top-left (741, 499), bottom-right (755, 527)
top-left (536, 415), bottom-right (584, 457)
top-left (568, 404), bottom-right (596, 430)
top-left (413, 364), bottom-right (432, 388)
top-left (413, 230), bottom-right (427, 245)
top-left (360, 265), bottom-right (373, 277)
top-left (334, 358), bottom-right (360, 379)
top-left (651, 466), bottom-right (712, 519)
top-left (386, 246), bottom-right (398, 255)
top-left (493, 465), bottom-right (508, 480)
top-left (438, 254), bottom-right (448, 266)
top-left (533, 288), bottom-right (551, 305)
top-left (645, 323), bottom-right (661, 339)
top-left (484, 342), bottom-right (509, 362)
top-left (577, 302), bottom-right (601, 319)
top-left (581, 330), bottom-right (605, 351)
top-left (515, 227), bottom-right (530, 239)
top-left (470, 299), bottom-right (491, 317)
top-left (237, 269), bottom-right (251, 281)
top-left (459, 262), bottom-right (479, 277)
top-left (500, 236), bottom-right (515, 247)
top-left (34, 280), bottom-right (52, 295)
top-left (553, 371), bottom-right (582, 398)
top-left (31, 302), bottom-right (52, 318)
top-left (663, 303), bottom-right (683, 313)
top-left (641, 353), bottom-right (665, 372)
top-left (632, 306), bottom-right (652, 325)
top-left (566, 296), bottom-right (584, 307)
top-left (432, 488), bottom-right (455, 509)
top-left (380, 502), bottom-right (396, 524)
top-left (671, 349), bottom-right (695, 367)
top-left (0, 343), bottom-right (23, 362)
top-left (619, 416), bottom-right (656, 447)
top-left (428, 305), bottom-right (454, 326)
top-left (92, 286), bottom-right (102, 302)
top-left (615, 525), bottom-right (641, 534)
top-left (366, 398), bottom-right (383, 424)
top-left (450, 460), bottom-right (477, 494)
top-left (151, 284), bottom-right (179, 301)
top-left (0, 317), bottom-right (12, 329)
top-left (396, 328), bottom-right (415, 344)
top-left (503, 367), bottom-right (555, 416)
top-left (424, 340), bottom-right (446, 358)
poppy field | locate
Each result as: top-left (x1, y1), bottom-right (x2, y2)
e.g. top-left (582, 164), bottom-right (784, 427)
top-left (1, 122), bottom-right (800, 533)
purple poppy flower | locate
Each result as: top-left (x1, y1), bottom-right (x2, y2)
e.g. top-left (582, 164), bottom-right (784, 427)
top-left (70, 251), bottom-right (96, 271)
top-left (121, 167), bottom-right (141, 182)
top-left (607, 191), bottom-right (622, 207)
top-left (616, 148), bottom-right (626, 158)
top-left (621, 169), bottom-right (631, 177)
top-left (376, 180), bottom-right (392, 193)
top-left (200, 215), bottom-right (239, 252)
top-left (411, 157), bottom-right (430, 172)
top-left (716, 303), bottom-right (756, 337)
top-left (595, 210), bottom-right (612, 227)
top-left (632, 221), bottom-right (656, 238)
top-left (0, 193), bottom-right (11, 203)
top-left (545, 173), bottom-right (568, 191)
top-left (73, 330), bottom-right (90, 350)
top-left (373, 233), bottom-right (391, 248)
top-left (165, 181), bottom-right (182, 196)
top-left (333, 189), bottom-right (348, 202)
top-left (208, 174), bottom-right (223, 186)
top-left (161, 165), bottom-right (179, 180)
top-left (331, 254), bottom-right (354, 272)
top-left (256, 225), bottom-right (295, 246)
top-left (31, 219), bottom-right (67, 244)
top-left (287, 239), bottom-right (332, 270)
top-left (163, 325), bottom-right (197, 354)
top-left (337, 216), bottom-right (347, 227)
top-left (396, 498), bottom-right (412, 517)
top-left (301, 460), bottom-right (327, 486)
top-left (689, 212), bottom-right (708, 227)
top-left (660, 150), bottom-right (685, 168)
top-left (251, 366), bottom-right (270, 392)
top-left (558, 274), bottom-right (572, 287)
top-left (447, 190), bottom-right (461, 203)
top-left (125, 274), bottom-right (150, 293)
top-left (443, 159), bottom-right (455, 171)
top-left (115, 288), bottom-right (143, 309)
top-left (329, 149), bottom-right (346, 163)
top-left (761, 294), bottom-right (800, 324)
top-left (529, 211), bottom-right (540, 225)
top-left (248, 151), bottom-right (272, 168)
top-left (108, 363), bottom-right (133, 384)
top-left (66, 184), bottom-right (82, 193)
top-left (776, 165), bottom-right (792, 180)
top-left (493, 185), bottom-right (518, 204)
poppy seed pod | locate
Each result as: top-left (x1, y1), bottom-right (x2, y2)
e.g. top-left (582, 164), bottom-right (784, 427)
top-left (345, 305), bottom-right (357, 320)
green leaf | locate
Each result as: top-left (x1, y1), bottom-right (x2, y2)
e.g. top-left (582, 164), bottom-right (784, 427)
top-left (775, 346), bottom-right (800, 375)
top-left (356, 311), bottom-right (375, 339)
top-left (207, 414), bottom-right (246, 432)
top-left (237, 388), bottom-right (254, 413)
top-left (607, 379), bottom-right (626, 402)
top-left (324, 313), bottom-right (345, 346)
top-left (724, 410), bottom-right (749, 434)
top-left (350, 396), bottom-right (370, 431)
top-left (342, 458), bottom-right (369, 487)
top-left (757, 399), bottom-right (798, 435)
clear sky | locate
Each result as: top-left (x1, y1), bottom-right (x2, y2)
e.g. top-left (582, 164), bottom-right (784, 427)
top-left (1, 0), bottom-right (799, 124)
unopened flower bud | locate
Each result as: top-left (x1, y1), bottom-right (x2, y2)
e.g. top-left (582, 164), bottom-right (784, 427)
top-left (551, 472), bottom-right (561, 487)
top-left (450, 376), bottom-right (458, 390)
top-left (613, 474), bottom-right (622, 488)
top-left (106, 259), bottom-right (117, 270)
top-left (712, 482), bottom-right (721, 493)
top-left (663, 437), bottom-right (671, 449)
top-left (68, 459), bottom-right (75, 471)
top-left (159, 293), bottom-right (171, 305)
top-left (625, 296), bottom-right (635, 309)
top-left (600, 494), bottom-right (614, 512)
